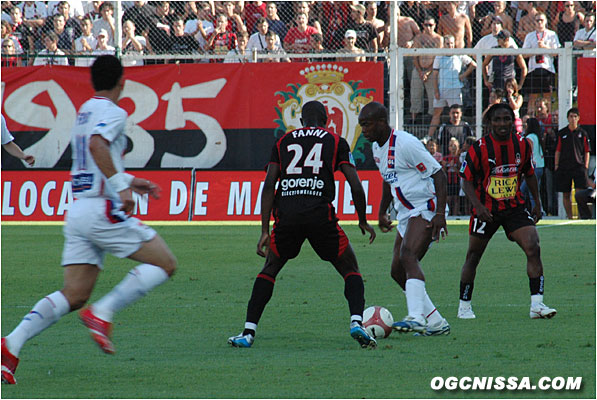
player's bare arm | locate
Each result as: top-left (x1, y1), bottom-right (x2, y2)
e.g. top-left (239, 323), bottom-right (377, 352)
top-left (257, 163), bottom-right (280, 257)
top-left (462, 179), bottom-right (493, 222)
top-left (130, 178), bottom-right (161, 199)
top-left (2, 141), bottom-right (35, 166)
top-left (340, 163), bottom-right (376, 244)
top-left (88, 134), bottom-right (135, 214)
top-left (429, 169), bottom-right (448, 241)
top-left (378, 181), bottom-right (394, 233)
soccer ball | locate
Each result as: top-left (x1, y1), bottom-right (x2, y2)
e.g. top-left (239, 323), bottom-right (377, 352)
top-left (363, 306), bottom-right (394, 339)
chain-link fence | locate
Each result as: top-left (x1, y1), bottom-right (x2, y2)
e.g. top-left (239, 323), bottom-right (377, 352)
top-left (1, 1), bottom-right (594, 63)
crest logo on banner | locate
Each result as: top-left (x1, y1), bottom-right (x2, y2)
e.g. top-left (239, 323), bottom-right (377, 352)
top-left (274, 64), bottom-right (375, 163)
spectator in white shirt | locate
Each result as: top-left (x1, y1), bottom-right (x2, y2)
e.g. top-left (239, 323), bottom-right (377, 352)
top-left (184, 1), bottom-right (214, 54)
top-left (74, 15), bottom-right (96, 66)
top-left (92, 28), bottom-right (115, 56)
top-left (122, 19), bottom-right (146, 66)
top-left (224, 30), bottom-right (249, 63)
top-left (475, 15), bottom-right (519, 50)
top-left (246, 17), bottom-right (280, 53)
top-left (19, 1), bottom-right (48, 24)
top-left (261, 29), bottom-right (289, 62)
top-left (573, 12), bottom-right (595, 49)
top-left (91, 2), bottom-right (115, 46)
top-left (522, 12), bottom-right (561, 115)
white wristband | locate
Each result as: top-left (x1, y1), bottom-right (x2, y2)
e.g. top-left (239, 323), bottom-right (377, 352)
top-left (107, 172), bottom-right (134, 192)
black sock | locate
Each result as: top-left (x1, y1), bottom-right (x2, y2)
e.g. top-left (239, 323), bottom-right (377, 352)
top-left (243, 274), bottom-right (275, 335)
top-left (460, 281), bottom-right (474, 301)
top-left (344, 272), bottom-right (365, 318)
top-left (529, 276), bottom-right (544, 296)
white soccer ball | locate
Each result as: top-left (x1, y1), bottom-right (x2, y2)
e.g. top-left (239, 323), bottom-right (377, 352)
top-left (363, 306), bottom-right (394, 339)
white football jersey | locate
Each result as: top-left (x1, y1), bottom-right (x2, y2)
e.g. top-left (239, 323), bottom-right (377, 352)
top-left (372, 129), bottom-right (441, 215)
top-left (70, 96), bottom-right (128, 203)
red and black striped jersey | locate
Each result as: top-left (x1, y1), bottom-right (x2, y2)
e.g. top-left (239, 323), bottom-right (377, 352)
top-left (268, 126), bottom-right (354, 216)
top-left (459, 132), bottom-right (534, 213)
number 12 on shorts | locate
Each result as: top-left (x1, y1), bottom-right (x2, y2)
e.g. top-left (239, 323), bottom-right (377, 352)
top-left (471, 218), bottom-right (486, 234)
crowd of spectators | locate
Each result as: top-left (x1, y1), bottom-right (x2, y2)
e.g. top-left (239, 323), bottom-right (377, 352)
top-left (0, 1), bottom-right (594, 67)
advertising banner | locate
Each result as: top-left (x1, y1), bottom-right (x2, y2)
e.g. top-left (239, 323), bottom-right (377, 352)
top-left (1, 63), bottom-right (383, 170)
top-left (577, 57), bottom-right (596, 126)
top-left (1, 170), bottom-right (384, 222)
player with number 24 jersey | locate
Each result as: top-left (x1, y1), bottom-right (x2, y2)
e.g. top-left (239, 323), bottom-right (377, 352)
top-left (269, 125), bottom-right (353, 220)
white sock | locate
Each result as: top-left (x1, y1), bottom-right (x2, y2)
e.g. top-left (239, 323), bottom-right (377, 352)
top-left (405, 279), bottom-right (426, 322)
top-left (403, 289), bottom-right (443, 326)
top-left (244, 322), bottom-right (257, 334)
top-left (423, 290), bottom-right (444, 327)
top-left (5, 291), bottom-right (70, 357)
top-left (350, 314), bottom-right (363, 324)
top-left (531, 294), bottom-right (544, 305)
top-left (459, 300), bottom-right (472, 308)
top-left (92, 264), bottom-right (169, 322)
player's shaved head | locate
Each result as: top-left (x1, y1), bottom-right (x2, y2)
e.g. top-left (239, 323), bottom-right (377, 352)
top-left (359, 101), bottom-right (388, 123)
top-left (301, 101), bottom-right (328, 127)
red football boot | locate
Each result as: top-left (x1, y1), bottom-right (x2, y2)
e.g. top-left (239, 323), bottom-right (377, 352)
top-left (79, 307), bottom-right (115, 354)
top-left (1, 338), bottom-right (19, 384)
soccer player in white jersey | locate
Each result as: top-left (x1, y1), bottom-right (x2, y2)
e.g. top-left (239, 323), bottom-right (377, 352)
top-left (1, 55), bottom-right (177, 385)
top-left (358, 101), bottom-right (450, 336)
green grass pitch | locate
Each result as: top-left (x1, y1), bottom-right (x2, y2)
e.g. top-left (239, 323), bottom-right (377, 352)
top-left (1, 221), bottom-right (595, 399)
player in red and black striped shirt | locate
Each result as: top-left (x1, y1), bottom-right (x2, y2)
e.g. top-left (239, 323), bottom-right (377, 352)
top-left (228, 101), bottom-right (378, 349)
top-left (457, 103), bottom-right (556, 320)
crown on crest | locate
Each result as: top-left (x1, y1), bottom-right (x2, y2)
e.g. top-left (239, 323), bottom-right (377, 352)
top-left (299, 64), bottom-right (348, 84)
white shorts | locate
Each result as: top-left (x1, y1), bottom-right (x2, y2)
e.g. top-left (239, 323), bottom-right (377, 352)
top-left (62, 198), bottom-right (156, 268)
top-left (433, 88), bottom-right (463, 109)
top-left (396, 200), bottom-right (449, 238)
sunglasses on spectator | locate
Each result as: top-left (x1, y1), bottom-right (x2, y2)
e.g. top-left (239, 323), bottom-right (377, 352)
top-left (2, 44), bottom-right (14, 48)
top-left (424, 23), bottom-right (434, 27)
top-left (565, 4), bottom-right (574, 7)
top-left (535, 19), bottom-right (546, 22)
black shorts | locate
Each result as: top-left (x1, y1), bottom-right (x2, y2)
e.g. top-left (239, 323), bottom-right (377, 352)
top-left (555, 167), bottom-right (588, 193)
top-left (469, 206), bottom-right (535, 240)
top-left (525, 68), bottom-right (555, 94)
top-left (270, 205), bottom-right (349, 262)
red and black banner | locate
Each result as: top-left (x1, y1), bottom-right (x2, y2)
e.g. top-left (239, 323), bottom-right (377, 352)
top-left (1, 62), bottom-right (383, 170)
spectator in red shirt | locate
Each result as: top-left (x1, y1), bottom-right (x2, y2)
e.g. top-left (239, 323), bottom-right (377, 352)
top-left (284, 13), bottom-right (318, 55)
top-left (207, 13), bottom-right (237, 61)
top-left (289, 2), bottom-right (322, 35)
top-left (320, 1), bottom-right (350, 50)
top-left (244, 1), bottom-right (266, 34)
top-left (222, 1), bottom-right (246, 34)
